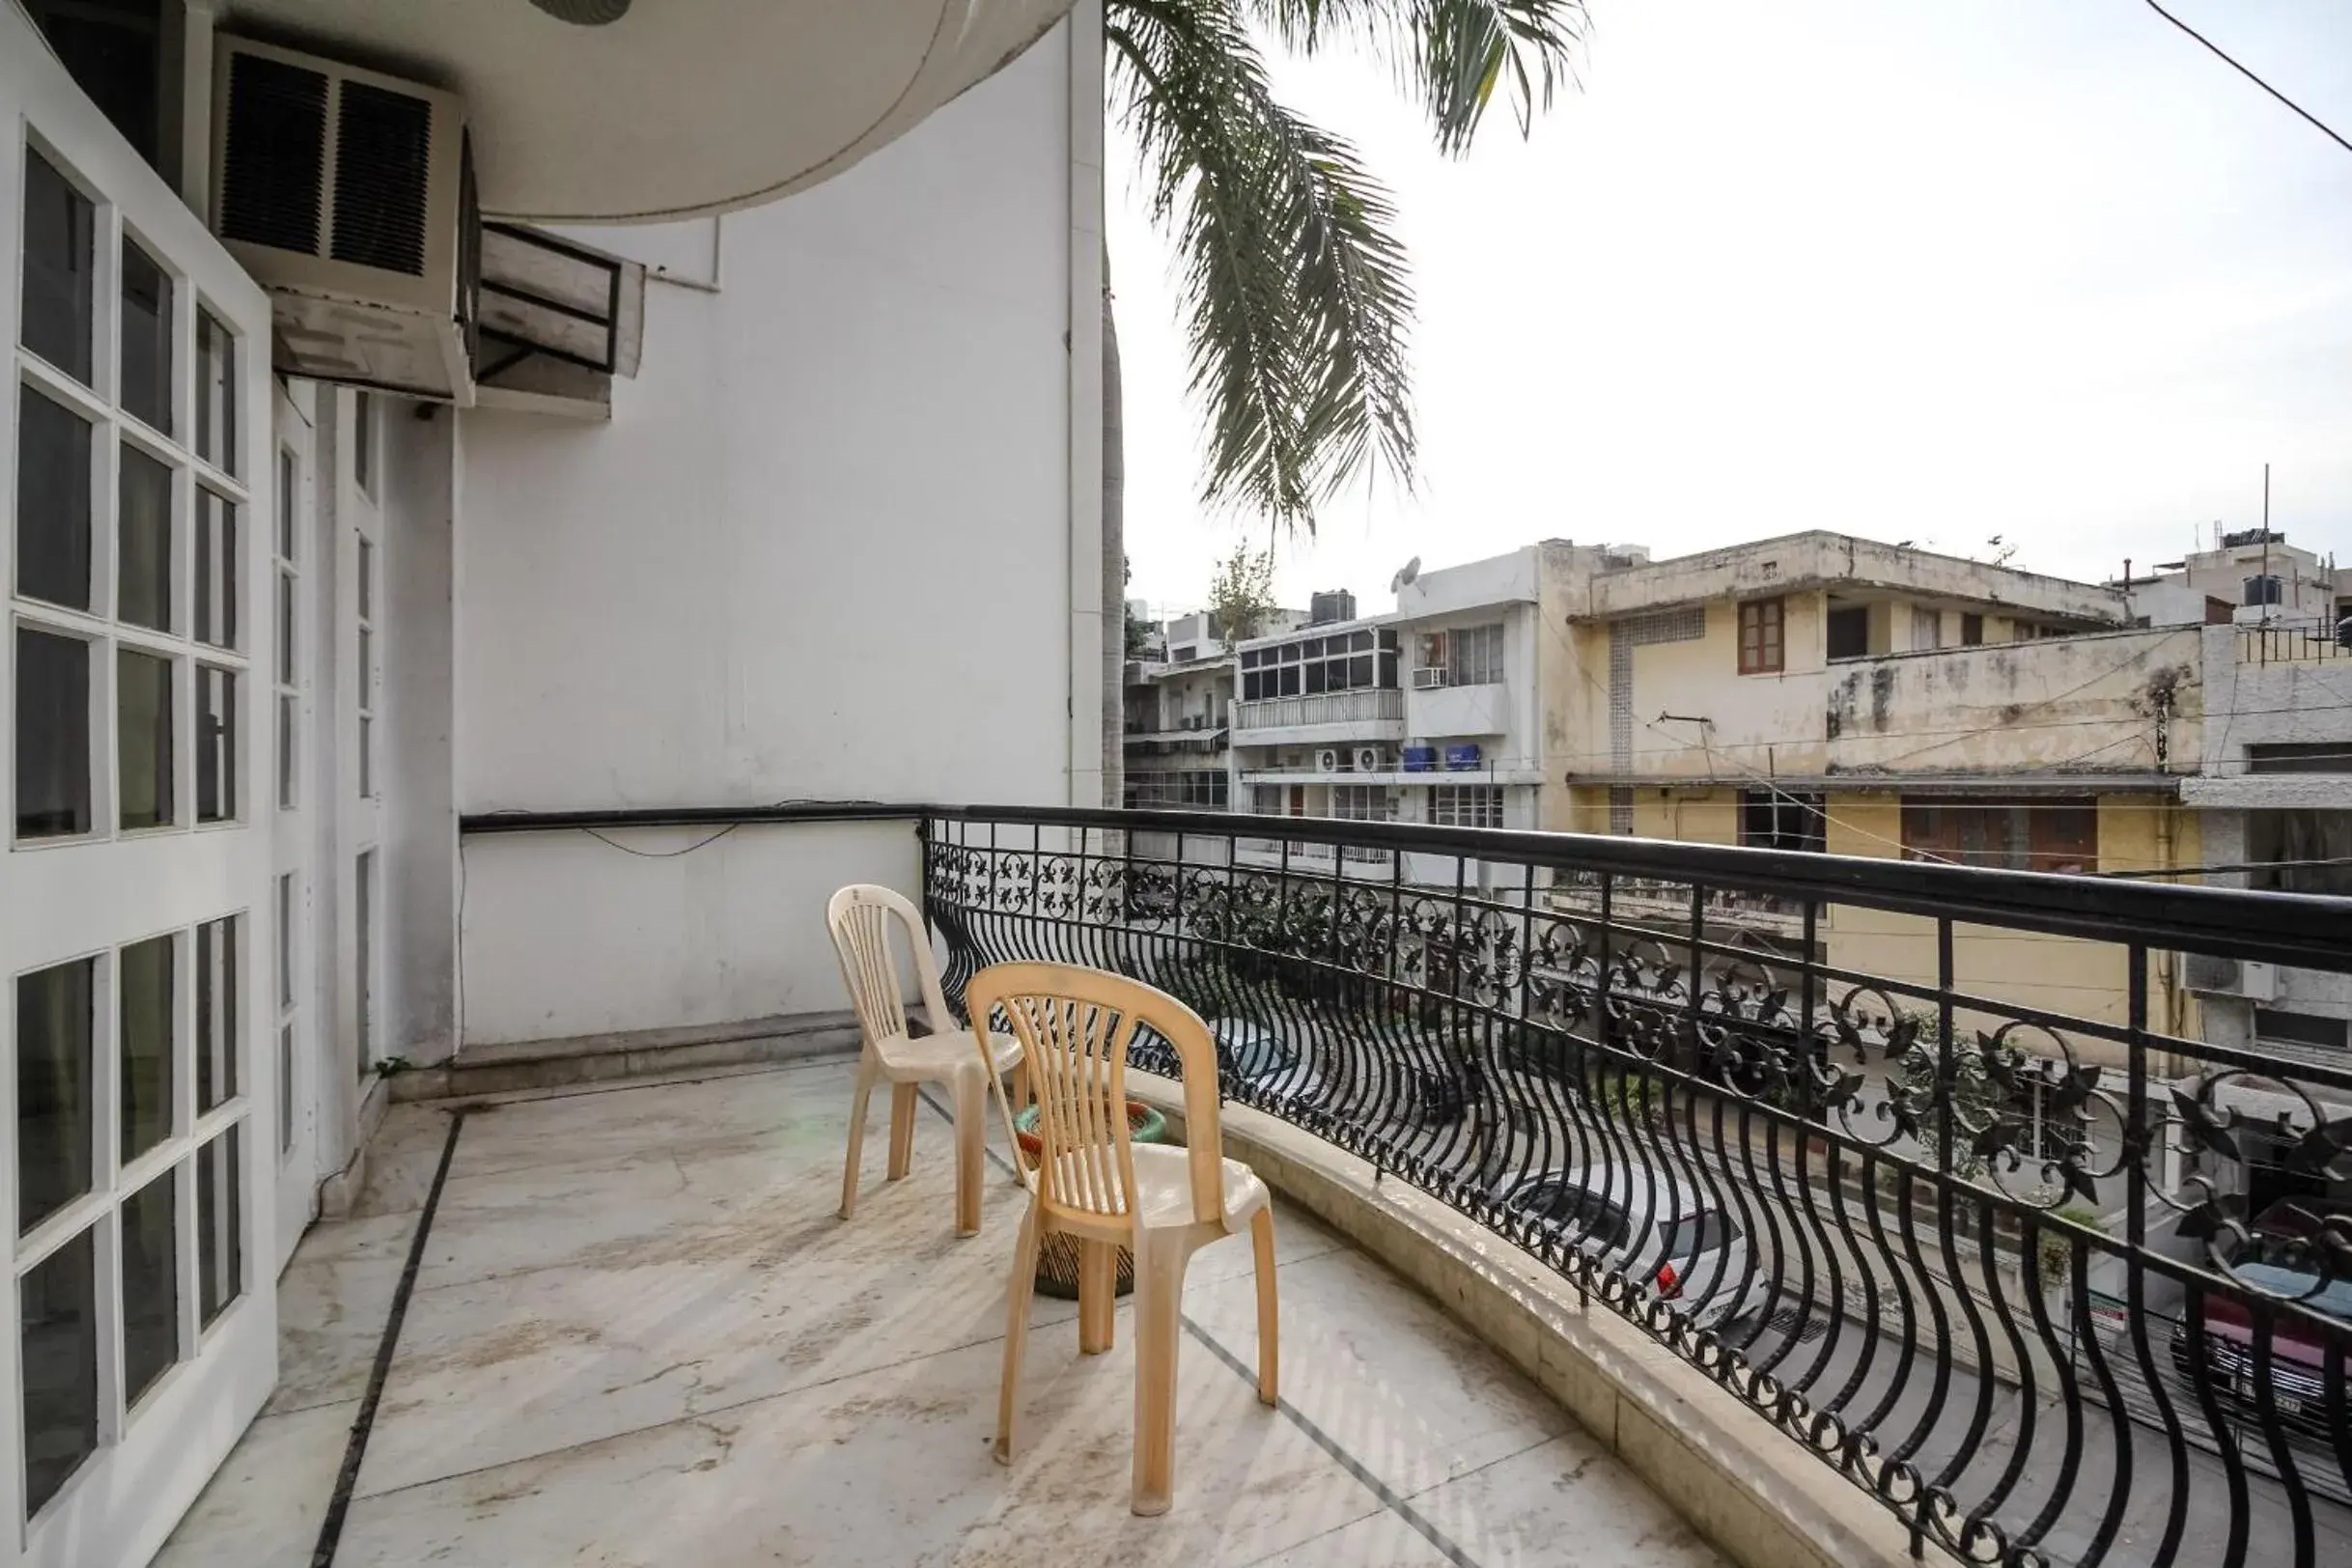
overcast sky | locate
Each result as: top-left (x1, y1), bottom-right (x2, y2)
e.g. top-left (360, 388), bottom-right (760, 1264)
top-left (1109, 0), bottom-right (2352, 619)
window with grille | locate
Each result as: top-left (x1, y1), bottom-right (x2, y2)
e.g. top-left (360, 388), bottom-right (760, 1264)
top-left (1740, 790), bottom-right (1824, 853)
top-left (1431, 785), bottom-right (1503, 828)
top-left (1329, 785), bottom-right (1393, 822)
top-left (1416, 623), bottom-right (1504, 686)
top-left (1738, 597), bottom-right (1784, 674)
top-left (1123, 770), bottom-right (1229, 809)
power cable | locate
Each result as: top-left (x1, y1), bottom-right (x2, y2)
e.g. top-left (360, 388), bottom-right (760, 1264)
top-left (2142, 0), bottom-right (2352, 157)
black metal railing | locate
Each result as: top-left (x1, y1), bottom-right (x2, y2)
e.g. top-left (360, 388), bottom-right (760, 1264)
top-left (2239, 616), bottom-right (2352, 663)
top-left (918, 805), bottom-right (2352, 1568)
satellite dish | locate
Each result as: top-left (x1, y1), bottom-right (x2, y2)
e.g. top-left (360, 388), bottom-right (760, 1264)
top-left (1389, 555), bottom-right (1421, 593)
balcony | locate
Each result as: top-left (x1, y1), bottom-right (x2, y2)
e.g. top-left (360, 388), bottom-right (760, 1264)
top-left (1232, 687), bottom-right (1406, 742)
top-left (2237, 616), bottom-right (2352, 666)
top-left (157, 1054), bottom-right (1710, 1567)
top-left (174, 805), bottom-right (2352, 1568)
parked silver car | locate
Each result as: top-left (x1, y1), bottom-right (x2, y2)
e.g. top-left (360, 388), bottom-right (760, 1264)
top-left (1209, 1018), bottom-right (1325, 1107)
top-left (1493, 1162), bottom-right (1765, 1328)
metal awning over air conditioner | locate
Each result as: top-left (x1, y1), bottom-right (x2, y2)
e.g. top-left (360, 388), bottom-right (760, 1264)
top-left (472, 223), bottom-right (645, 419)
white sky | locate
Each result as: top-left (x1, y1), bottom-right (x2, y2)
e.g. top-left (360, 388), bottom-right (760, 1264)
top-left (1109, 0), bottom-right (2352, 619)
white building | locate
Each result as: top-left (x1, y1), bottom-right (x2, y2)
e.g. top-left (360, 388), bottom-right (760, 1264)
top-left (1224, 547), bottom-right (1582, 880)
top-left (0, 3), bottom-right (1098, 1562)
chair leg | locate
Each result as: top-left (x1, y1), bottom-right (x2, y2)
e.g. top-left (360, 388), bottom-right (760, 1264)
top-left (886, 1081), bottom-right (918, 1181)
top-left (1004, 1061), bottom-right (1031, 1184)
top-left (1078, 1240), bottom-right (1117, 1355)
top-left (838, 1061), bottom-right (878, 1221)
top-left (1131, 1233), bottom-right (1189, 1517)
top-left (995, 1202), bottom-right (1044, 1467)
top-left (1250, 1208), bottom-right (1279, 1406)
top-left (952, 1069), bottom-right (985, 1237)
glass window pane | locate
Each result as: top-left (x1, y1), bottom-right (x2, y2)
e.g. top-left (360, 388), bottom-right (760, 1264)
top-left (20, 1226), bottom-right (98, 1516)
top-left (196, 916), bottom-right (238, 1111)
top-left (16, 958), bottom-right (96, 1235)
top-left (197, 666), bottom-right (237, 824)
top-left (196, 310), bottom-right (237, 474)
top-left (358, 627), bottom-right (373, 696)
top-left (122, 1168), bottom-right (180, 1410)
top-left (277, 874), bottom-right (295, 1010)
top-left (20, 148), bottom-right (94, 382)
top-left (197, 1125), bottom-right (243, 1327)
top-left (121, 934), bottom-right (174, 1162)
top-left (118, 648), bottom-right (175, 830)
top-left (119, 443), bottom-right (174, 631)
top-left (196, 489), bottom-right (238, 648)
top-left (352, 392), bottom-right (373, 494)
top-left (355, 851), bottom-right (375, 1078)
top-left (357, 537), bottom-right (374, 620)
top-left (279, 1023), bottom-right (296, 1156)
top-left (358, 714), bottom-right (373, 798)
top-left (120, 238), bottom-right (173, 434)
top-left (276, 449), bottom-right (296, 559)
top-left (277, 693), bottom-right (295, 809)
top-left (15, 629), bottom-right (92, 840)
top-left (16, 387), bottom-right (94, 609)
top-left (277, 572), bottom-right (295, 685)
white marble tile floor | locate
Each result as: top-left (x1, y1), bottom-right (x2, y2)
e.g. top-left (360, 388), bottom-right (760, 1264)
top-left (155, 1055), bottom-right (1723, 1568)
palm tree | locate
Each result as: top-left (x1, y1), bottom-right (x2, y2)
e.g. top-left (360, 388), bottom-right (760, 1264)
top-left (1099, 1), bottom-right (1587, 800)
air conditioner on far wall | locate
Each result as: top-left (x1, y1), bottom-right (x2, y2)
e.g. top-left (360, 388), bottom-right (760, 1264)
top-left (1355, 746), bottom-right (1386, 772)
top-left (1315, 747), bottom-right (1341, 772)
top-left (211, 37), bottom-right (478, 402)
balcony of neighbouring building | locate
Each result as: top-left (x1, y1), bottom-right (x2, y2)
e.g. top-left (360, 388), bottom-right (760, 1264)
top-left (1232, 687), bottom-right (1407, 745)
top-left (169, 805), bottom-right (2352, 1568)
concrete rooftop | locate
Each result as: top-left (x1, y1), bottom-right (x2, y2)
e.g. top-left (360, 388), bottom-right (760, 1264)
top-left (154, 1055), bottom-right (1723, 1567)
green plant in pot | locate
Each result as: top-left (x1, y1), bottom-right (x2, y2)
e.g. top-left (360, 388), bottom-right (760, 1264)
top-left (1013, 1100), bottom-right (1170, 1300)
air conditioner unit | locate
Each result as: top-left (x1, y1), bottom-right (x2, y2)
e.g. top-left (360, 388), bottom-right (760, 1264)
top-left (211, 38), bottom-right (478, 403)
top-left (1414, 666), bottom-right (1450, 689)
top-left (1314, 747), bottom-right (1341, 772)
top-left (1354, 746), bottom-right (1386, 772)
top-left (2182, 955), bottom-right (2278, 999)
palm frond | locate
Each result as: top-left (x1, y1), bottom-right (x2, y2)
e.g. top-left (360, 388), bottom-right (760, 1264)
top-left (1246, 1), bottom-right (1587, 154)
top-left (1108, 0), bottom-right (1415, 531)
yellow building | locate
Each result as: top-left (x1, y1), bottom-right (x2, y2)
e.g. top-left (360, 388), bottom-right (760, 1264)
top-left (1549, 533), bottom-right (2208, 1056)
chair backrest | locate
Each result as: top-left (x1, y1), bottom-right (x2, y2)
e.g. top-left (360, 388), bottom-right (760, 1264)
top-left (826, 884), bottom-right (951, 1056)
top-left (964, 962), bottom-right (1228, 1233)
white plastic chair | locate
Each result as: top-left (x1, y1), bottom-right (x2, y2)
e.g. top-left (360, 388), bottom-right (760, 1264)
top-left (966, 961), bottom-right (1277, 1517)
top-left (826, 884), bottom-right (1023, 1235)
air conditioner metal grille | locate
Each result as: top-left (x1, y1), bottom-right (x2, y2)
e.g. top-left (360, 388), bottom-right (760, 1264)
top-left (218, 52), bottom-right (327, 255)
top-left (332, 81), bottom-right (434, 275)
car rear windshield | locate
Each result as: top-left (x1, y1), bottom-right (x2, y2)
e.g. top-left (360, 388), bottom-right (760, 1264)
top-left (1657, 1211), bottom-right (1735, 1256)
top-left (1522, 1183), bottom-right (1632, 1247)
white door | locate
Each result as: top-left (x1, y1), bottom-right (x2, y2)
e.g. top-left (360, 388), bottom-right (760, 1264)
top-left (268, 381), bottom-right (318, 1273)
top-left (338, 391), bottom-right (386, 1092)
top-left (1, 17), bottom-right (279, 1567)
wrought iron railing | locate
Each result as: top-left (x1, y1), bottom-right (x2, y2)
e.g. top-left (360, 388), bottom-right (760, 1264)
top-left (2239, 616), bottom-right (2352, 664)
top-left (919, 805), bottom-right (2352, 1568)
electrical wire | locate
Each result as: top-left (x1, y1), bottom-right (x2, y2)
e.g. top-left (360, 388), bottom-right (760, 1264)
top-left (2142, 0), bottom-right (2352, 157)
top-left (2097, 856), bottom-right (2352, 882)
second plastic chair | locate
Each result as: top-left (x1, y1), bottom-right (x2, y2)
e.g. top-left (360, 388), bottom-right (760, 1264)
top-left (966, 961), bottom-right (1278, 1517)
top-left (827, 884), bottom-right (1024, 1235)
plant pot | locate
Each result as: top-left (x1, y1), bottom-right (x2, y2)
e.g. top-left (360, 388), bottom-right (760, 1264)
top-left (1012, 1100), bottom-right (1169, 1300)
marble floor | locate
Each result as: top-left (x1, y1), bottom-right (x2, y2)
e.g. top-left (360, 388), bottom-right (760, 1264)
top-left (156, 1055), bottom-right (1723, 1568)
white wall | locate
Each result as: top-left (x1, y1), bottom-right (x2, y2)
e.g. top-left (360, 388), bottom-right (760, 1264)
top-left (451, 25), bottom-right (1095, 1045)
top-left (382, 410), bottom-right (460, 1062)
